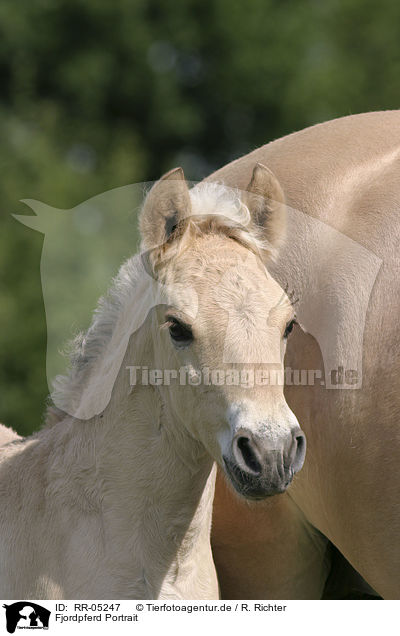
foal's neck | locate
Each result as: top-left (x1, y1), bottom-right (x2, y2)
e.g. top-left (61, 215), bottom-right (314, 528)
top-left (66, 383), bottom-right (217, 598)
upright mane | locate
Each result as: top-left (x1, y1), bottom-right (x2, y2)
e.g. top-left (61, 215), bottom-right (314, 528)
top-left (46, 182), bottom-right (270, 426)
top-left (46, 254), bottom-right (147, 425)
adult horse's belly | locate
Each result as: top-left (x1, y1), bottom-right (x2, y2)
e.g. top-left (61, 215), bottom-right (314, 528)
top-left (207, 111), bottom-right (400, 599)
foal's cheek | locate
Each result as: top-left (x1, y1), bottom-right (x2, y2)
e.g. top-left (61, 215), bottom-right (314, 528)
top-left (166, 376), bottom-right (223, 460)
top-left (168, 384), bottom-right (199, 434)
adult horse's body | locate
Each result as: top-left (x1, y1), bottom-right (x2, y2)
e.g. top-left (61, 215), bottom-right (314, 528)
top-left (208, 110), bottom-right (400, 599)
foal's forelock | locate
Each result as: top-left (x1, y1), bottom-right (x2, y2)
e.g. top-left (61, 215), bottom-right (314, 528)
top-left (150, 215), bottom-right (270, 275)
top-left (150, 183), bottom-right (277, 271)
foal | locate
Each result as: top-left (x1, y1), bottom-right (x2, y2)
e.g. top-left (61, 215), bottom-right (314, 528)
top-left (0, 164), bottom-right (305, 599)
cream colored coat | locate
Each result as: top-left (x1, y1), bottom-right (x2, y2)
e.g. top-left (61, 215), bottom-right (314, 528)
top-left (209, 111), bottom-right (400, 599)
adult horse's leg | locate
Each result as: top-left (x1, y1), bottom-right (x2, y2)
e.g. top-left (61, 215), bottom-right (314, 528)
top-left (212, 470), bottom-right (330, 599)
top-left (212, 475), bottom-right (382, 600)
top-left (322, 546), bottom-right (381, 599)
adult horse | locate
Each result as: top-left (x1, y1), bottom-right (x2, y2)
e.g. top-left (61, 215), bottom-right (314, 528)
top-left (0, 166), bottom-right (305, 598)
top-left (208, 110), bottom-right (400, 599)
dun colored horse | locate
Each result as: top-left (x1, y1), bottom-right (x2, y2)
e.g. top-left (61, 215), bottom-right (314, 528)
top-left (208, 110), bottom-right (400, 599)
top-left (0, 165), bottom-right (305, 598)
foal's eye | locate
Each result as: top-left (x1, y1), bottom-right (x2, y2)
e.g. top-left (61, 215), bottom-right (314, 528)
top-left (167, 319), bottom-right (193, 345)
top-left (284, 319), bottom-right (296, 339)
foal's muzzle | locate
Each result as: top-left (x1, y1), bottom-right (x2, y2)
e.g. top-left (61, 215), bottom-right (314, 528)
top-left (223, 427), bottom-right (306, 499)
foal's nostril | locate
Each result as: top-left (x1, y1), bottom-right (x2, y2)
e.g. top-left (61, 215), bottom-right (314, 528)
top-left (296, 434), bottom-right (305, 455)
top-left (291, 430), bottom-right (307, 473)
top-left (236, 436), bottom-right (262, 474)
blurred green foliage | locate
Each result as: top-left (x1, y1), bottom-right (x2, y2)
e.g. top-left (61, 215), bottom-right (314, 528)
top-left (1, 0), bottom-right (400, 435)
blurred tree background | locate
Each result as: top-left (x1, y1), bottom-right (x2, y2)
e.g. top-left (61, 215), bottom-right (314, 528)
top-left (1, 0), bottom-right (400, 435)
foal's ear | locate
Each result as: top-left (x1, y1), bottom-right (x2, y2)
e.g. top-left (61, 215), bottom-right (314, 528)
top-left (245, 163), bottom-right (286, 253)
top-left (139, 167), bottom-right (191, 249)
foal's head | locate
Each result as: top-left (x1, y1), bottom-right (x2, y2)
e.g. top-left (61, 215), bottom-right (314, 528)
top-left (139, 165), bottom-right (306, 499)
